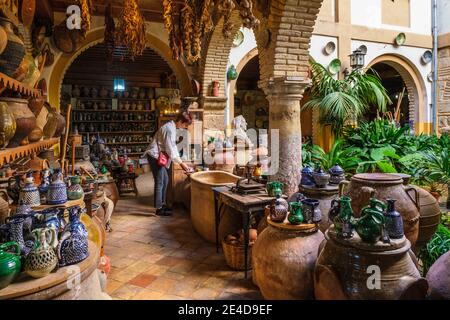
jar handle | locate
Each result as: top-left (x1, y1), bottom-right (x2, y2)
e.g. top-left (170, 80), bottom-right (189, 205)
top-left (338, 180), bottom-right (349, 197)
top-left (405, 187), bottom-right (420, 210)
top-left (361, 186), bottom-right (376, 198)
top-left (0, 242), bottom-right (21, 256)
top-left (0, 189), bottom-right (10, 203)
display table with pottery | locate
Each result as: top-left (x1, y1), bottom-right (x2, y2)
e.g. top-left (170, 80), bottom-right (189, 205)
top-left (0, 241), bottom-right (110, 300)
top-left (299, 184), bottom-right (339, 232)
top-left (314, 226), bottom-right (428, 300)
top-left (252, 217), bottom-right (324, 300)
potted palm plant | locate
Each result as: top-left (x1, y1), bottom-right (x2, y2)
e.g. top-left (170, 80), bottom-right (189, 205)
top-left (303, 62), bottom-right (391, 137)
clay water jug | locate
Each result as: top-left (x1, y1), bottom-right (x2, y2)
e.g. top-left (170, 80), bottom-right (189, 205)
top-left (0, 18), bottom-right (25, 77)
top-left (211, 81), bottom-right (220, 97)
top-left (0, 101), bottom-right (16, 148)
top-left (0, 97), bottom-right (36, 147)
top-left (340, 174), bottom-right (420, 247)
top-left (0, 242), bottom-right (21, 289)
top-left (25, 228), bottom-right (58, 278)
top-left (0, 190), bottom-right (10, 224)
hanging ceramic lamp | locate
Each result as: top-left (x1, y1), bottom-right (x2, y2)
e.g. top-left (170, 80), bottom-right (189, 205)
top-left (395, 33), bottom-right (406, 46)
top-left (328, 59), bottom-right (341, 75)
top-left (227, 65), bottom-right (238, 80)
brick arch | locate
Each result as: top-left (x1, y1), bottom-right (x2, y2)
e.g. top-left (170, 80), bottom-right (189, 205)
top-left (48, 27), bottom-right (192, 110)
top-left (367, 54), bottom-right (428, 130)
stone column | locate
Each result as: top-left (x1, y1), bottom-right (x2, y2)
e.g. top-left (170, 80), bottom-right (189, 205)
top-left (261, 78), bottom-right (309, 195)
top-left (438, 47), bottom-right (450, 134)
top-left (199, 95), bottom-right (228, 140)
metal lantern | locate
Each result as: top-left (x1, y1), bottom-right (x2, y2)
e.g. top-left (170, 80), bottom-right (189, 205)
top-left (349, 48), bottom-right (366, 69)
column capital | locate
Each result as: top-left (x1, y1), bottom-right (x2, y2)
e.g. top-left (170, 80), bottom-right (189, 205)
top-left (259, 77), bottom-right (311, 101)
top-left (198, 96), bottom-right (228, 110)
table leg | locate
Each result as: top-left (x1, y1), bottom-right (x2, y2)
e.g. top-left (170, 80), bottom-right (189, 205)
top-left (242, 211), bottom-right (250, 279)
top-left (214, 191), bottom-right (220, 253)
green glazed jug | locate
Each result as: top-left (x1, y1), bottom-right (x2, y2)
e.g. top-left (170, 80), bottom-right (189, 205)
top-left (355, 198), bottom-right (387, 243)
top-left (267, 182), bottom-right (283, 197)
top-left (288, 202), bottom-right (304, 225)
top-left (0, 242), bottom-right (22, 289)
top-left (227, 65), bottom-right (238, 80)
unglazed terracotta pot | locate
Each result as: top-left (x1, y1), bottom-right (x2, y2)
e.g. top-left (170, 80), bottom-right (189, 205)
top-left (426, 250), bottom-right (450, 300)
top-left (28, 96), bottom-right (45, 117)
top-left (340, 174), bottom-right (420, 246)
top-left (0, 18), bottom-right (25, 77)
top-left (252, 220), bottom-right (324, 300)
top-left (190, 171), bottom-right (242, 243)
top-left (28, 127), bottom-right (43, 143)
top-left (314, 227), bottom-right (428, 300)
top-left (413, 186), bottom-right (441, 251)
top-left (0, 101), bottom-right (16, 148)
top-left (0, 97), bottom-right (36, 148)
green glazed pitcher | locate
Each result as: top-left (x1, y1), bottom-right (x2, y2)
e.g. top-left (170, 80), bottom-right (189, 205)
top-left (288, 202), bottom-right (304, 225)
top-left (0, 242), bottom-right (21, 289)
top-left (267, 182), bottom-right (283, 197)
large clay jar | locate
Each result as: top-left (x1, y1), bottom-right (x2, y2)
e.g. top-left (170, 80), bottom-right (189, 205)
top-left (0, 18), bottom-right (25, 77)
top-left (28, 127), bottom-right (43, 143)
top-left (299, 184), bottom-right (339, 232)
top-left (38, 149), bottom-right (60, 170)
top-left (413, 186), bottom-right (441, 251)
top-left (42, 108), bottom-right (58, 138)
top-left (340, 174), bottom-right (420, 246)
top-left (0, 189), bottom-right (10, 224)
top-left (0, 101), bottom-right (16, 148)
top-left (426, 250), bottom-right (450, 300)
top-left (314, 227), bottom-right (428, 300)
top-left (28, 96), bottom-right (46, 117)
top-left (252, 219), bottom-right (324, 299)
top-left (0, 97), bottom-right (36, 147)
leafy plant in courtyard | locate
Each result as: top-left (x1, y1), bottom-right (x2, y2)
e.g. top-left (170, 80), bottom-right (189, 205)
top-left (416, 148), bottom-right (450, 188)
top-left (303, 63), bottom-right (391, 136)
top-left (418, 224), bottom-right (450, 276)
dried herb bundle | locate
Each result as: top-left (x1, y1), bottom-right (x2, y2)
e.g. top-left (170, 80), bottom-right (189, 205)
top-left (239, 0), bottom-right (259, 29)
top-left (104, 3), bottom-right (115, 63)
top-left (116, 0), bottom-right (146, 60)
top-left (219, 0), bottom-right (236, 38)
top-left (78, 0), bottom-right (93, 38)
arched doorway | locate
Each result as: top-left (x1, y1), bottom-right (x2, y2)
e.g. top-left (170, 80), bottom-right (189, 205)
top-left (367, 62), bottom-right (411, 126)
top-left (367, 55), bottom-right (428, 131)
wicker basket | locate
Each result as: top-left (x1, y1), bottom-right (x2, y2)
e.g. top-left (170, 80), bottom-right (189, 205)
top-left (222, 238), bottom-right (253, 271)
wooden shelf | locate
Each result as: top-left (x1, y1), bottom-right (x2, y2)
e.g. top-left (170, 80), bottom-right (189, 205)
top-left (73, 109), bottom-right (155, 113)
top-left (0, 73), bottom-right (41, 98)
top-left (106, 142), bottom-right (149, 145)
top-left (73, 97), bottom-right (113, 100)
top-left (0, 138), bottom-right (59, 166)
top-left (78, 131), bottom-right (151, 135)
top-left (73, 120), bottom-right (155, 123)
top-left (118, 98), bottom-right (153, 101)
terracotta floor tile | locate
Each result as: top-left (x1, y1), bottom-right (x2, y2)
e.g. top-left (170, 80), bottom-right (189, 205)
top-left (191, 287), bottom-right (221, 300)
top-left (167, 281), bottom-right (198, 297)
top-left (145, 277), bottom-right (177, 293)
top-left (133, 290), bottom-right (165, 300)
top-left (168, 249), bottom-right (193, 259)
top-left (111, 284), bottom-right (145, 300)
top-left (155, 256), bottom-right (184, 267)
top-left (106, 279), bottom-right (123, 295)
top-left (162, 271), bottom-right (186, 281)
top-left (169, 260), bottom-right (197, 274)
top-left (111, 257), bottom-right (137, 269)
top-left (128, 274), bottom-right (158, 288)
top-left (202, 276), bottom-right (230, 290)
top-left (142, 253), bottom-right (165, 263)
top-left (144, 264), bottom-right (171, 276)
top-left (160, 294), bottom-right (186, 300)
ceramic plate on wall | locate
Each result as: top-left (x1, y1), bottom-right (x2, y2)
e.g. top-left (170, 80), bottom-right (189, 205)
top-left (328, 59), bottom-right (341, 75)
top-left (421, 50), bottom-right (432, 64)
top-left (395, 33), bottom-right (406, 46)
top-left (233, 30), bottom-right (244, 47)
top-left (359, 45), bottom-right (368, 54)
top-left (323, 41), bottom-right (336, 55)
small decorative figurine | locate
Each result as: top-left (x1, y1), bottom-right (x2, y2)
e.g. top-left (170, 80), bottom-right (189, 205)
top-left (355, 198), bottom-right (388, 243)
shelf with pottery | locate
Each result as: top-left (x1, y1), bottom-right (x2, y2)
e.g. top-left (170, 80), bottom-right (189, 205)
top-left (73, 120), bottom-right (155, 124)
top-left (72, 109), bottom-right (156, 113)
top-left (77, 131), bottom-right (150, 135)
top-left (0, 72), bottom-right (42, 98)
top-left (0, 138), bottom-right (59, 167)
top-left (0, 240), bottom-right (109, 300)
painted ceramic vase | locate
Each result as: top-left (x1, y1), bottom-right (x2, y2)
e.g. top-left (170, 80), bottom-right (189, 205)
top-left (329, 163), bottom-right (345, 185)
top-left (313, 166), bottom-right (330, 188)
top-left (46, 171), bottom-right (67, 205)
top-left (0, 101), bottom-right (16, 149)
top-left (5, 215), bottom-right (33, 256)
top-left (25, 228), bottom-right (58, 278)
top-left (14, 200), bottom-right (34, 231)
top-left (385, 199), bottom-right (404, 239)
top-left (301, 165), bottom-right (315, 186)
top-left (227, 65), bottom-right (238, 80)
top-left (266, 181), bottom-right (283, 197)
top-left (270, 197), bottom-right (288, 223)
top-left (57, 206), bottom-right (89, 267)
top-left (332, 196), bottom-right (354, 238)
top-left (33, 208), bottom-right (65, 234)
top-left (67, 175), bottom-right (84, 200)
top-left (302, 198), bottom-right (322, 224)
top-left (0, 242), bottom-right (21, 289)
top-left (288, 202), bottom-right (304, 225)
top-left (19, 172), bottom-right (40, 208)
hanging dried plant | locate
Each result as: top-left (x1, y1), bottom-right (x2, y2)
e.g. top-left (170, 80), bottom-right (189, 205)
top-left (115, 0), bottom-right (146, 60)
top-left (163, 0), bottom-right (180, 60)
top-left (104, 3), bottom-right (115, 63)
top-left (78, 0), bottom-right (93, 38)
top-left (239, 0), bottom-right (260, 29)
top-left (219, 0), bottom-right (235, 38)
